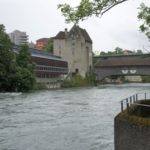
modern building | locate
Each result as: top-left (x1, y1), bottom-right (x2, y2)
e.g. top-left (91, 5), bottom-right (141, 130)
top-left (9, 30), bottom-right (28, 45)
top-left (53, 25), bottom-right (93, 77)
top-left (13, 45), bottom-right (68, 84)
top-left (35, 38), bottom-right (49, 50)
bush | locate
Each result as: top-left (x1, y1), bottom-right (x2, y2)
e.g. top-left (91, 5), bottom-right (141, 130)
top-left (119, 100), bottom-right (150, 127)
top-left (142, 76), bottom-right (150, 83)
top-left (33, 83), bottom-right (47, 90)
top-left (62, 74), bottom-right (96, 88)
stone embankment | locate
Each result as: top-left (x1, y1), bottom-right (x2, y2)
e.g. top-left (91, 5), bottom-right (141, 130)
top-left (114, 93), bottom-right (150, 150)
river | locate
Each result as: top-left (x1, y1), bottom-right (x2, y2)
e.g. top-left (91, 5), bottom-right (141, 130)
top-left (0, 83), bottom-right (150, 150)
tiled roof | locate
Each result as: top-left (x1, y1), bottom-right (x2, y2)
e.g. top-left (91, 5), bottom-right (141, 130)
top-left (36, 38), bottom-right (49, 42)
top-left (94, 55), bottom-right (150, 67)
top-left (53, 25), bottom-right (92, 43)
top-left (78, 27), bottom-right (92, 43)
top-left (69, 25), bottom-right (92, 43)
top-left (53, 31), bottom-right (66, 39)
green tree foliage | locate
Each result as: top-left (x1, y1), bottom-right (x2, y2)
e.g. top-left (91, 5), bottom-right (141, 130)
top-left (0, 24), bottom-right (36, 92)
top-left (100, 47), bottom-right (124, 55)
top-left (62, 74), bottom-right (96, 88)
top-left (138, 3), bottom-right (150, 39)
top-left (115, 47), bottom-right (123, 54)
top-left (15, 67), bottom-right (36, 92)
top-left (100, 51), bottom-right (106, 55)
top-left (16, 44), bottom-right (36, 92)
top-left (0, 24), bottom-right (16, 91)
top-left (58, 0), bottom-right (150, 42)
top-left (17, 44), bottom-right (35, 71)
top-left (44, 38), bottom-right (53, 53)
top-left (58, 0), bottom-right (128, 23)
top-left (142, 75), bottom-right (150, 83)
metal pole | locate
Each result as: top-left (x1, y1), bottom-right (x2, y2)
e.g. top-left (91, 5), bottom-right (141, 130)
top-left (126, 98), bottom-right (129, 109)
top-left (130, 96), bottom-right (132, 105)
top-left (145, 93), bottom-right (146, 100)
top-left (127, 102), bottom-right (129, 114)
top-left (136, 94), bottom-right (138, 101)
top-left (133, 95), bottom-right (135, 103)
top-left (121, 101), bottom-right (123, 112)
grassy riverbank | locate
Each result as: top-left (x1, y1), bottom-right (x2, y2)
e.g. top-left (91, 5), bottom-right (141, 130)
top-left (62, 74), bottom-right (96, 88)
top-left (118, 100), bottom-right (150, 127)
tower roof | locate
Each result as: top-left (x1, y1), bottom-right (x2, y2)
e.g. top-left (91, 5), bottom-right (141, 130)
top-left (69, 25), bottom-right (92, 43)
top-left (53, 31), bottom-right (66, 39)
top-left (54, 25), bottom-right (92, 43)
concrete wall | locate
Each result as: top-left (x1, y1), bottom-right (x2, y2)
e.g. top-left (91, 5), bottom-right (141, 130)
top-left (114, 115), bottom-right (150, 150)
top-left (36, 78), bottom-right (62, 89)
top-left (125, 76), bottom-right (142, 82)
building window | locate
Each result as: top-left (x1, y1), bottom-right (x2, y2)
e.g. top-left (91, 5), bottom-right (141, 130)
top-left (75, 68), bottom-right (79, 74)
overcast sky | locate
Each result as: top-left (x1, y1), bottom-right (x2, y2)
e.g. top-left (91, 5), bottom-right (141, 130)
top-left (0, 0), bottom-right (150, 53)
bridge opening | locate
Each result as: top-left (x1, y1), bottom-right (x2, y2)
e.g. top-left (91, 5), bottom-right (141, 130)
top-left (99, 75), bottom-right (146, 83)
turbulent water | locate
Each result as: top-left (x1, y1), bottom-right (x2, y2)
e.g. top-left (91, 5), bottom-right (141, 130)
top-left (0, 83), bottom-right (150, 150)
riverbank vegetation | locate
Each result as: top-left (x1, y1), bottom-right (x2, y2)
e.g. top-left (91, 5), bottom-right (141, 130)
top-left (119, 100), bottom-right (150, 127)
top-left (141, 76), bottom-right (150, 83)
top-left (0, 24), bottom-right (36, 92)
top-left (62, 74), bottom-right (96, 88)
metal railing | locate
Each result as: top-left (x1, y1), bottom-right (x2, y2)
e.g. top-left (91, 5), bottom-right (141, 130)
top-left (120, 92), bottom-right (150, 113)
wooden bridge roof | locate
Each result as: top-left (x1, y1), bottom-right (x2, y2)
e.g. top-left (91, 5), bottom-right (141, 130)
top-left (94, 54), bottom-right (150, 67)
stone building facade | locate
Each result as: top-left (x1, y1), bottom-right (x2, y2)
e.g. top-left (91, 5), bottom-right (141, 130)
top-left (53, 25), bottom-right (93, 77)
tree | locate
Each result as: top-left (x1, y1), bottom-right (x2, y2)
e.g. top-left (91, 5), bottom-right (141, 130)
top-left (44, 38), bottom-right (53, 53)
top-left (16, 44), bottom-right (36, 92)
top-left (58, 0), bottom-right (128, 23)
top-left (136, 49), bottom-right (143, 54)
top-left (0, 25), bottom-right (36, 92)
top-left (15, 67), bottom-right (35, 92)
top-left (115, 47), bottom-right (123, 54)
top-left (0, 24), bottom-right (16, 91)
top-left (138, 3), bottom-right (150, 39)
top-left (58, 0), bottom-right (150, 41)
top-left (17, 45), bottom-right (31, 67)
top-left (100, 51), bottom-right (106, 55)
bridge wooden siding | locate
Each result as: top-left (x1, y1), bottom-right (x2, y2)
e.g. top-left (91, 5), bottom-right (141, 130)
top-left (94, 54), bottom-right (150, 81)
